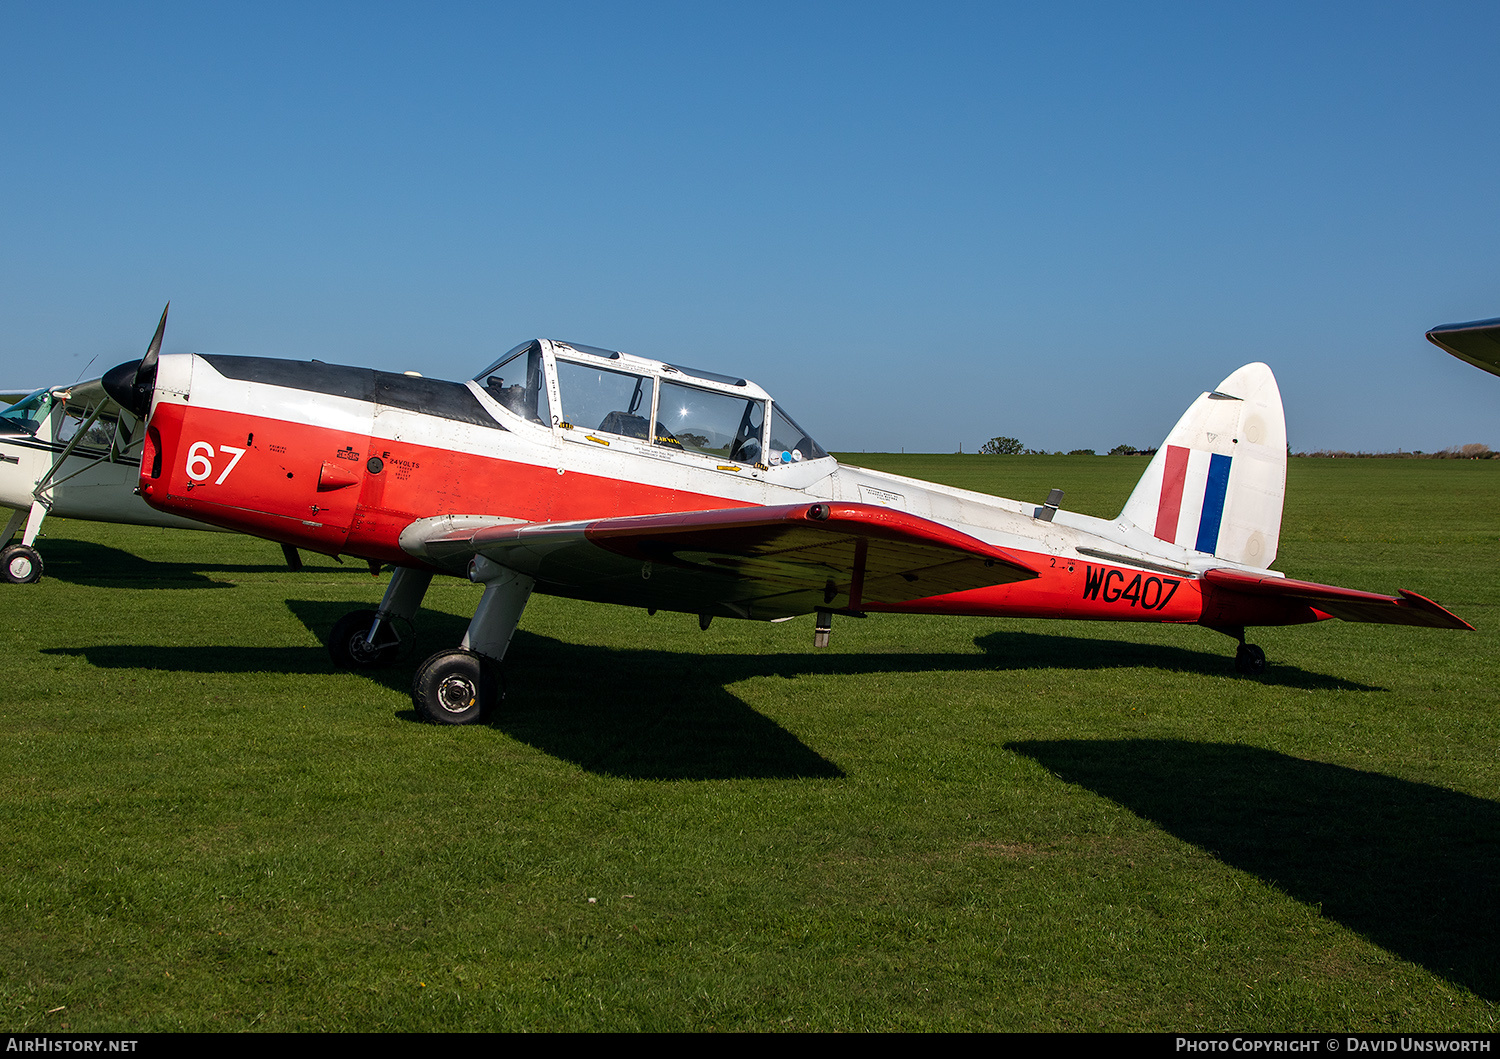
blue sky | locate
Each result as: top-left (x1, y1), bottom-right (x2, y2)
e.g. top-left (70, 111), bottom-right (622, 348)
top-left (2, 1), bottom-right (1497, 454)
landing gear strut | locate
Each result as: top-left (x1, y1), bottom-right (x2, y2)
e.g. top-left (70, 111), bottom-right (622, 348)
top-left (1, 502), bottom-right (49, 585)
top-left (327, 567), bottom-right (432, 670)
top-left (409, 558), bottom-right (534, 725)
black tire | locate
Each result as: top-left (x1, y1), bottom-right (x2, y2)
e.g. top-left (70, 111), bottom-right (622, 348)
top-left (411, 648), bottom-right (496, 725)
top-left (1235, 642), bottom-right (1267, 676)
top-left (328, 609), bottom-right (399, 669)
top-left (1, 544), bottom-right (42, 585)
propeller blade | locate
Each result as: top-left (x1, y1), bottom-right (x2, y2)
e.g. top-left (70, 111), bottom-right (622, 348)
top-left (102, 302), bottom-right (170, 419)
top-left (138, 302), bottom-right (168, 385)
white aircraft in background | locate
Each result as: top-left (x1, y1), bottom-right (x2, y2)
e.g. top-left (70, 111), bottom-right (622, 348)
top-left (0, 379), bottom-right (208, 583)
top-left (0, 309), bottom-right (302, 583)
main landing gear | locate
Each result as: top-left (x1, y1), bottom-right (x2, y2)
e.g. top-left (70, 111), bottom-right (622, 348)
top-left (325, 559), bottom-right (534, 726)
top-left (1, 502), bottom-right (48, 585)
top-left (1, 542), bottom-right (42, 585)
top-left (410, 649), bottom-right (499, 726)
top-left (410, 559), bottom-right (533, 725)
top-left (328, 609), bottom-right (402, 668)
top-left (326, 567), bottom-right (433, 670)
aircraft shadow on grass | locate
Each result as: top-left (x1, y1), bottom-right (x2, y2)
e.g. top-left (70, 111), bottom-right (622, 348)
top-left (35, 539), bottom-right (361, 588)
top-left (48, 635), bottom-right (841, 782)
top-left (49, 601), bottom-right (844, 782)
top-left (972, 629), bottom-right (1380, 692)
top-left (49, 598), bottom-right (1378, 782)
top-left (1009, 739), bottom-right (1500, 1001)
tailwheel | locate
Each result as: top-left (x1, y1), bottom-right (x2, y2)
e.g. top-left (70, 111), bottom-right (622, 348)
top-left (1235, 642), bottom-right (1267, 676)
top-left (411, 648), bottom-right (498, 725)
top-left (1, 544), bottom-right (42, 585)
top-left (328, 608), bottom-right (400, 669)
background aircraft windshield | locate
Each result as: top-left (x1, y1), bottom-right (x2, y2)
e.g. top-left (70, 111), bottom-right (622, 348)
top-left (56, 405), bottom-right (119, 452)
top-left (0, 390), bottom-right (53, 435)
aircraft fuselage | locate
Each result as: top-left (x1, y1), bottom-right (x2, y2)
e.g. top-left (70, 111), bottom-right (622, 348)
top-left (135, 350), bottom-right (1316, 630)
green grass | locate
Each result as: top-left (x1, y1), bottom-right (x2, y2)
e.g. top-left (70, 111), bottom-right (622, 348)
top-left (1, 455), bottom-right (1497, 1031)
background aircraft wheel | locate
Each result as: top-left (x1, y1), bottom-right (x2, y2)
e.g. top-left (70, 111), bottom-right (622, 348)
top-left (1, 544), bottom-right (42, 585)
top-left (411, 648), bottom-right (496, 725)
top-left (327, 609), bottom-right (399, 669)
top-left (1235, 642), bottom-right (1267, 676)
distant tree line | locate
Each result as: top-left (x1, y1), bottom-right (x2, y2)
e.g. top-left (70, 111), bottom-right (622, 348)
top-left (1295, 444), bottom-right (1495, 459)
top-left (974, 438), bottom-right (1497, 459)
top-left (976, 437), bottom-right (1156, 457)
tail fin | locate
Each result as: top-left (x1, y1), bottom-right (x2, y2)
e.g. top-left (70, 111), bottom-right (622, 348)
top-left (1119, 363), bottom-right (1286, 569)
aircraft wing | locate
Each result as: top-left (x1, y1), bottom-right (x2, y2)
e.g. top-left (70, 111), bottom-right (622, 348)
top-left (62, 375), bottom-right (118, 408)
top-left (1202, 567), bottom-right (1472, 629)
top-left (1, 377), bottom-right (120, 408)
top-left (1427, 317), bottom-right (1500, 377)
top-left (405, 502), bottom-right (1039, 620)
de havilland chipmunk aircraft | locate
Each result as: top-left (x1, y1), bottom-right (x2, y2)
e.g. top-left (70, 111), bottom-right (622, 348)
top-left (97, 308), bottom-right (1470, 724)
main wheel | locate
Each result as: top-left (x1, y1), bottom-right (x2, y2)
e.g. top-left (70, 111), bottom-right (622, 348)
top-left (327, 609), bottom-right (400, 669)
top-left (1, 544), bottom-right (42, 585)
top-left (411, 648), bottom-right (497, 725)
top-left (1235, 642), bottom-right (1267, 676)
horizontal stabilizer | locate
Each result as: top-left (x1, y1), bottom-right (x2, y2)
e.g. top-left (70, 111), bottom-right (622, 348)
top-left (1426, 317), bottom-right (1500, 377)
top-left (1202, 567), bottom-right (1472, 629)
top-left (406, 502), bottom-right (1038, 620)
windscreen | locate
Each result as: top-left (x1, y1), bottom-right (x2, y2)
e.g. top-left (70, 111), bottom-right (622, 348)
top-left (476, 341), bottom-right (550, 425)
top-left (768, 405), bottom-right (827, 464)
top-left (0, 390), bottom-right (53, 436)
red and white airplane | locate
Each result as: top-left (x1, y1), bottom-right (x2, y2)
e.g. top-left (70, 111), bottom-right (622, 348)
top-left (101, 308), bottom-right (1470, 723)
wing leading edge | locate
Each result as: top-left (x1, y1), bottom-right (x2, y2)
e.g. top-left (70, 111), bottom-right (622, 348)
top-left (1427, 317), bottom-right (1500, 377)
top-left (404, 502), bottom-right (1039, 620)
top-left (1202, 567), bottom-right (1472, 629)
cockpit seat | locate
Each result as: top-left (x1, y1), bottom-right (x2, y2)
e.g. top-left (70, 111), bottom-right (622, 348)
top-left (598, 411), bottom-right (650, 439)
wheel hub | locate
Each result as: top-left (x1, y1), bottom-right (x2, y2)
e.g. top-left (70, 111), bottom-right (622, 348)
top-left (348, 635), bottom-right (382, 665)
top-left (436, 674), bottom-right (477, 714)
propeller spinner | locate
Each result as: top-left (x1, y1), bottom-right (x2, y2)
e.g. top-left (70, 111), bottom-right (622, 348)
top-left (102, 303), bottom-right (169, 419)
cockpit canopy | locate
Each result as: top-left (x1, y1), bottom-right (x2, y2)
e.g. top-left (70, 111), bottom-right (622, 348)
top-left (473, 340), bottom-right (827, 467)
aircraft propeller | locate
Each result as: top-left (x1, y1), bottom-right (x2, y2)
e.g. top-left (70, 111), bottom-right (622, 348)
top-left (102, 303), bottom-right (169, 419)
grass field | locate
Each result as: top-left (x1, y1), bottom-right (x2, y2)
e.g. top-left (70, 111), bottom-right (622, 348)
top-left (1, 454), bottom-right (1496, 1031)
